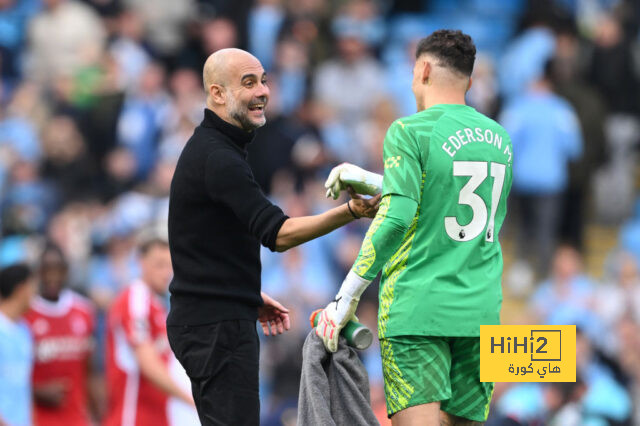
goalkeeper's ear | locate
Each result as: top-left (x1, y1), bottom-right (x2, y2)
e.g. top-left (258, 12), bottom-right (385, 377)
top-left (420, 60), bottom-right (431, 85)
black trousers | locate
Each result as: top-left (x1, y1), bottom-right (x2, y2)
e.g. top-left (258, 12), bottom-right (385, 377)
top-left (167, 320), bottom-right (260, 426)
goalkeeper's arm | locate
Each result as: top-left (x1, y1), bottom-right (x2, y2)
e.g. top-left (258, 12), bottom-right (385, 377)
top-left (351, 194), bottom-right (417, 280)
top-left (316, 194), bottom-right (418, 351)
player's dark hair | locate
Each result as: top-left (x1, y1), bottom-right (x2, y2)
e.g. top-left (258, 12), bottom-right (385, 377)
top-left (0, 263), bottom-right (31, 299)
top-left (415, 30), bottom-right (476, 76)
top-left (40, 242), bottom-right (68, 269)
top-left (139, 237), bottom-right (169, 256)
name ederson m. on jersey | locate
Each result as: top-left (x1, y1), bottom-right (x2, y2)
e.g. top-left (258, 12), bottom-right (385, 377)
top-left (378, 103), bottom-right (513, 339)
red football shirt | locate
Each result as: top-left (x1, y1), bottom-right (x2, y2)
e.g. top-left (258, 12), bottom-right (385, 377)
top-left (104, 280), bottom-right (171, 426)
top-left (25, 290), bottom-right (95, 426)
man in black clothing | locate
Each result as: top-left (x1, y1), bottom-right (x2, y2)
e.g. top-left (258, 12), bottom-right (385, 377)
top-left (166, 48), bottom-right (380, 425)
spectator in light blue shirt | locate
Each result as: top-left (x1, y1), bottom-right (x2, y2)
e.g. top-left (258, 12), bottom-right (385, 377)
top-left (499, 25), bottom-right (555, 100)
top-left (0, 0), bottom-right (41, 87)
top-left (248, 0), bottom-right (284, 72)
top-left (0, 114), bottom-right (41, 162)
top-left (116, 63), bottom-right (172, 181)
top-left (0, 263), bottom-right (36, 426)
top-left (500, 65), bottom-right (583, 273)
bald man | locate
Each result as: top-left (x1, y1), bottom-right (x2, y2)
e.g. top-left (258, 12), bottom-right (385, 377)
top-left (166, 48), bottom-right (380, 425)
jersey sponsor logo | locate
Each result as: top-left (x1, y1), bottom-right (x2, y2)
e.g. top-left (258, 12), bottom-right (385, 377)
top-left (480, 325), bottom-right (576, 382)
top-left (35, 336), bottom-right (93, 362)
top-left (384, 156), bottom-right (402, 169)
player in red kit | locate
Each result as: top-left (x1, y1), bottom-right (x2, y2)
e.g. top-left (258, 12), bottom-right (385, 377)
top-left (104, 236), bottom-right (192, 426)
top-left (24, 244), bottom-right (97, 426)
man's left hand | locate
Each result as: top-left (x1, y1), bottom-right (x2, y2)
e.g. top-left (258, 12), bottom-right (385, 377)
top-left (259, 292), bottom-right (291, 336)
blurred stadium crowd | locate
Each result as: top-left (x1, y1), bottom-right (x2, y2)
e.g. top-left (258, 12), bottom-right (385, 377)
top-left (0, 0), bottom-right (640, 424)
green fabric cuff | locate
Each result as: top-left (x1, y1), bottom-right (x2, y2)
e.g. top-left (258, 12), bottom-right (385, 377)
top-left (351, 194), bottom-right (418, 280)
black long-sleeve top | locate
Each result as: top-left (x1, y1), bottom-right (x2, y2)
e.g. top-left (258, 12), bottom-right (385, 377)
top-left (167, 109), bottom-right (289, 326)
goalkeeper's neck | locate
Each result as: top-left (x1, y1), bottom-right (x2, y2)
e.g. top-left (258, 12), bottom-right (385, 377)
top-left (416, 86), bottom-right (468, 112)
top-left (413, 53), bottom-right (471, 112)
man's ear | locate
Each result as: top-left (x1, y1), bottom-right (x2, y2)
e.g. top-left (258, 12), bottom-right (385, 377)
top-left (467, 76), bottom-right (473, 91)
top-left (421, 60), bottom-right (431, 85)
top-left (210, 84), bottom-right (225, 105)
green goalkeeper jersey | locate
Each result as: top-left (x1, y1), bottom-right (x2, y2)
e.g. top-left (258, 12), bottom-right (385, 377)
top-left (378, 104), bottom-right (513, 338)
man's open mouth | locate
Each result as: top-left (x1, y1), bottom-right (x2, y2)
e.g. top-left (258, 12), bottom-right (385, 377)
top-left (248, 103), bottom-right (265, 112)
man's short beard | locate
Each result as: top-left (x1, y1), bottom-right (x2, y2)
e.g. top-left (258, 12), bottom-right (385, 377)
top-left (227, 90), bottom-right (266, 131)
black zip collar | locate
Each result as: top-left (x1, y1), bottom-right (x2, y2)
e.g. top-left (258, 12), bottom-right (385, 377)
top-left (201, 108), bottom-right (255, 149)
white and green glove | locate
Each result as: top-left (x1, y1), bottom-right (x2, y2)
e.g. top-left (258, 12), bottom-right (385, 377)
top-left (315, 270), bottom-right (371, 352)
top-left (325, 163), bottom-right (383, 200)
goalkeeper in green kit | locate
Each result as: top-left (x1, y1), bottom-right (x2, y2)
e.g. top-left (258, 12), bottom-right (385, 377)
top-left (316, 30), bottom-right (513, 425)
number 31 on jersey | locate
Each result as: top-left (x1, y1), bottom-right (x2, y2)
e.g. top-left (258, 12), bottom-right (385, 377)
top-left (445, 161), bottom-right (506, 243)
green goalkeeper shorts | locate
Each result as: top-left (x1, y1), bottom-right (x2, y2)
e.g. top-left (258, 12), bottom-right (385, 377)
top-left (380, 335), bottom-right (494, 422)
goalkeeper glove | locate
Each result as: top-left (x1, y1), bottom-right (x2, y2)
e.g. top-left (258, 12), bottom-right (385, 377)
top-left (316, 270), bottom-right (371, 352)
top-left (325, 163), bottom-right (383, 200)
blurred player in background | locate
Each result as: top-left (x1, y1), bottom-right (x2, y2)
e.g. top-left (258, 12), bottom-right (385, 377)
top-left (0, 264), bottom-right (36, 426)
top-left (25, 244), bottom-right (98, 425)
top-left (104, 237), bottom-right (193, 426)
top-left (318, 30), bottom-right (513, 425)
top-left (167, 356), bottom-right (200, 426)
